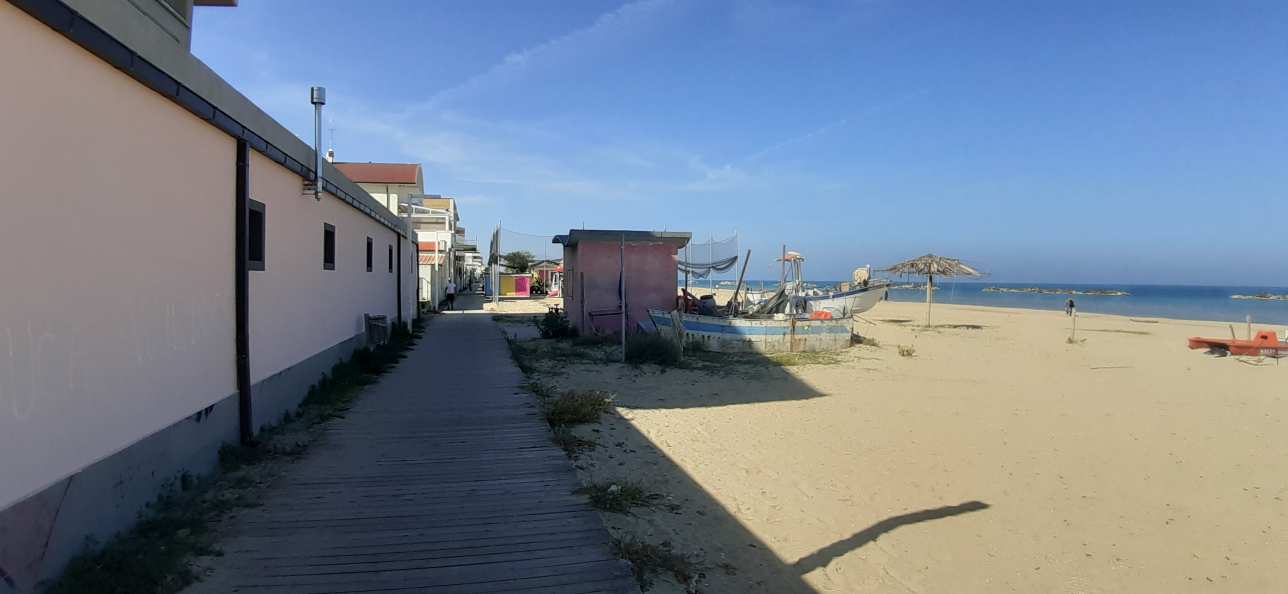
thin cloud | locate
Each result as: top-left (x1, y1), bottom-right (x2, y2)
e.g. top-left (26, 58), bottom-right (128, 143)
top-left (414, 0), bottom-right (679, 111)
top-left (742, 89), bottom-right (931, 163)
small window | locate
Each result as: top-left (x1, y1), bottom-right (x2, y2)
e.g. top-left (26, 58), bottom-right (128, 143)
top-left (323, 223), bottom-right (335, 270)
top-left (388, 245), bottom-right (394, 273)
top-left (247, 199), bottom-right (265, 271)
top-left (366, 237), bottom-right (373, 272)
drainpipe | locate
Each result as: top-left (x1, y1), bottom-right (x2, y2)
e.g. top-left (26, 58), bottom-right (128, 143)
top-left (396, 235), bottom-right (404, 328)
top-left (234, 139), bottom-right (253, 445)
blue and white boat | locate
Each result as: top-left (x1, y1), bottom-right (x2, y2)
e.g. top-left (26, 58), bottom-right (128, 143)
top-left (648, 309), bottom-right (852, 353)
top-left (802, 281), bottom-right (889, 319)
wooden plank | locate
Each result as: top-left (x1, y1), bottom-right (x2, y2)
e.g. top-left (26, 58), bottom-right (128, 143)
top-left (186, 304), bottom-right (637, 594)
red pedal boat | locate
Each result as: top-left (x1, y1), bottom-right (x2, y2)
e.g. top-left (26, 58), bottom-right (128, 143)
top-left (1188, 330), bottom-right (1288, 357)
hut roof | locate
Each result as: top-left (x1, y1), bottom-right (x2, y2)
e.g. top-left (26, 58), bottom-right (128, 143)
top-left (552, 230), bottom-right (691, 248)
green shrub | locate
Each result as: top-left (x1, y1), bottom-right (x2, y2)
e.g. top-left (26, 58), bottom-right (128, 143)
top-left (573, 333), bottom-right (616, 347)
top-left (576, 481), bottom-right (658, 514)
top-left (538, 310), bottom-right (576, 339)
top-left (626, 333), bottom-right (681, 366)
top-left (551, 425), bottom-right (597, 457)
top-left (613, 538), bottom-right (701, 592)
top-left (544, 389), bottom-right (613, 426)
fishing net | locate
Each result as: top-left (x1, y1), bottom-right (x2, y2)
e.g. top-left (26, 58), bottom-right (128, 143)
top-left (678, 233), bottom-right (739, 279)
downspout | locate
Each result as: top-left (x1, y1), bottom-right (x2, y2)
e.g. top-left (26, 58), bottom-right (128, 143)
top-left (396, 234), bottom-right (404, 328)
top-left (234, 139), bottom-right (253, 445)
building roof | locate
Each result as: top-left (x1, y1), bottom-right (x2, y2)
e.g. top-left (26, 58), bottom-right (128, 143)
top-left (419, 254), bottom-right (445, 265)
top-left (334, 162), bottom-right (422, 185)
top-left (553, 230), bottom-right (691, 248)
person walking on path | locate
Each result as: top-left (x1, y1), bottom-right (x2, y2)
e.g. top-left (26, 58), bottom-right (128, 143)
top-left (445, 280), bottom-right (457, 311)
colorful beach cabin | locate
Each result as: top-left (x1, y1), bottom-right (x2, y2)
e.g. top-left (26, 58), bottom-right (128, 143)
top-left (554, 229), bottom-right (691, 335)
top-left (498, 273), bottom-right (531, 297)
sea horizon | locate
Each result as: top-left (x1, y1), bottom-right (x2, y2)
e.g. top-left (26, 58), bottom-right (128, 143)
top-left (688, 279), bottom-right (1288, 326)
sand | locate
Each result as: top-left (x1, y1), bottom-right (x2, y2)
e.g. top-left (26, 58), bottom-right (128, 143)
top-left (517, 301), bottom-right (1288, 593)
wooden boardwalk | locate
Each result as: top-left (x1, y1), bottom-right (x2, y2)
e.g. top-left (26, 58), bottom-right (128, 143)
top-left (187, 298), bottom-right (638, 593)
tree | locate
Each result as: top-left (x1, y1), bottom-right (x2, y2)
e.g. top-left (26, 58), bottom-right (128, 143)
top-left (502, 250), bottom-right (535, 273)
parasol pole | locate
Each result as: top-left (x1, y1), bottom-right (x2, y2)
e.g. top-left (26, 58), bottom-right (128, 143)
top-left (926, 273), bottom-right (934, 327)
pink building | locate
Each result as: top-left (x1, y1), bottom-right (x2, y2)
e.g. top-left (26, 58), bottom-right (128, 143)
top-left (555, 230), bottom-right (692, 335)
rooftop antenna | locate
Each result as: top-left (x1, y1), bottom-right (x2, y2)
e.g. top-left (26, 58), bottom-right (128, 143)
top-left (308, 86), bottom-right (326, 201)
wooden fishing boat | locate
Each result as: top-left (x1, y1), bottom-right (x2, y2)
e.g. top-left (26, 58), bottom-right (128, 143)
top-left (648, 309), bottom-right (851, 353)
top-left (803, 281), bottom-right (889, 318)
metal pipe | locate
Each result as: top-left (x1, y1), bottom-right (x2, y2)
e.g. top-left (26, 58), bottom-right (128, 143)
top-left (397, 235), bottom-right (404, 328)
top-left (234, 139), bottom-right (253, 445)
top-left (310, 86), bottom-right (326, 201)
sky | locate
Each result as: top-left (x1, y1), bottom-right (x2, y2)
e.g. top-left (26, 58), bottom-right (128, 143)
top-left (192, 1), bottom-right (1288, 286)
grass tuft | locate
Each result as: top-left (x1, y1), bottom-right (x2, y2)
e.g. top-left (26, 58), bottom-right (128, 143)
top-left (551, 425), bottom-right (598, 457)
top-left (768, 351), bottom-right (841, 366)
top-left (544, 389), bottom-right (613, 426)
top-left (626, 333), bottom-right (682, 366)
top-left (613, 538), bottom-right (703, 593)
top-left (855, 335), bottom-right (880, 347)
top-left (575, 481), bottom-right (659, 514)
top-left (898, 345), bottom-right (916, 357)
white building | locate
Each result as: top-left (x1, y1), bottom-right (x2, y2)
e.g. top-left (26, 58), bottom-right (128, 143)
top-left (0, 2), bottom-right (417, 590)
top-left (332, 161), bottom-right (424, 215)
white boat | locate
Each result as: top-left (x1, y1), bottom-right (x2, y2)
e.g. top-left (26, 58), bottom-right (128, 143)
top-left (803, 281), bottom-right (889, 319)
top-left (648, 310), bottom-right (852, 353)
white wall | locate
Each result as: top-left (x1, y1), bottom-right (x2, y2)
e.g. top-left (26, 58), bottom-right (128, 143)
top-left (0, 2), bottom-right (420, 513)
top-left (0, 5), bottom-right (236, 510)
top-left (248, 153), bottom-right (408, 384)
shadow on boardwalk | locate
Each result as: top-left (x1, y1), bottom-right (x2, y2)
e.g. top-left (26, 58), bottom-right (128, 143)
top-left (184, 294), bottom-right (639, 594)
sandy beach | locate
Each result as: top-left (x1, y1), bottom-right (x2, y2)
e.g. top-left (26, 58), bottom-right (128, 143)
top-left (509, 301), bottom-right (1288, 593)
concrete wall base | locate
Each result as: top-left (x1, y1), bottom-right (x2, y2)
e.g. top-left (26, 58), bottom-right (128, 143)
top-left (0, 331), bottom-right (366, 593)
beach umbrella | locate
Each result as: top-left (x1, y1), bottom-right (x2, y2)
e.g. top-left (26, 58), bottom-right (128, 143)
top-left (883, 254), bottom-right (983, 327)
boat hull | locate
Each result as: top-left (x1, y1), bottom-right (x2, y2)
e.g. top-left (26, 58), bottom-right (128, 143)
top-left (648, 310), bottom-right (852, 353)
top-left (803, 283), bottom-right (888, 318)
top-left (1188, 331), bottom-right (1288, 357)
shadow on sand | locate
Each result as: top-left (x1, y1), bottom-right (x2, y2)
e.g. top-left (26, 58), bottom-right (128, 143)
top-left (489, 303), bottom-right (991, 593)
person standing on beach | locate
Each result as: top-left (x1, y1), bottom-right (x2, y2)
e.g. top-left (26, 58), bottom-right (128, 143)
top-left (445, 280), bottom-right (457, 311)
top-left (1066, 298), bottom-right (1076, 316)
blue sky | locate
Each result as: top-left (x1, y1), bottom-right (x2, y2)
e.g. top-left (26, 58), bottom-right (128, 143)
top-left (192, 1), bottom-right (1287, 285)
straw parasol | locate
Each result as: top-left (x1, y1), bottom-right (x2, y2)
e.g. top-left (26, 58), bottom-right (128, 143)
top-left (883, 254), bottom-right (983, 327)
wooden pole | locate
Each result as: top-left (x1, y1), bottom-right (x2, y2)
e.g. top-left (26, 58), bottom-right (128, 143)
top-left (780, 244), bottom-right (786, 287)
top-left (730, 249), bottom-right (751, 314)
top-left (926, 274), bottom-right (934, 327)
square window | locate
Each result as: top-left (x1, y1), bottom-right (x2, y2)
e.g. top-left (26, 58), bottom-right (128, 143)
top-left (247, 199), bottom-right (265, 271)
top-left (366, 237), bottom-right (373, 272)
top-left (323, 223), bottom-right (335, 270)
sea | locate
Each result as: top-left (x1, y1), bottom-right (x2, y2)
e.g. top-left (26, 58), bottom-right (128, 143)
top-left (711, 280), bottom-right (1288, 326)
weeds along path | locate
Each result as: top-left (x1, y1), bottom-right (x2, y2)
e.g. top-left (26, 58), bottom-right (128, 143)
top-left (182, 310), bottom-right (637, 593)
top-left (52, 306), bottom-right (637, 594)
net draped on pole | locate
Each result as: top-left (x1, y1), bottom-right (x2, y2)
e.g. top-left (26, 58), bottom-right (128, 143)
top-left (678, 233), bottom-right (739, 279)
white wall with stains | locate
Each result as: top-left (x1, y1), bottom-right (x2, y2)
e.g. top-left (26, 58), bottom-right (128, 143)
top-left (0, 3), bottom-right (420, 516)
top-left (0, 4), bottom-right (236, 511)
